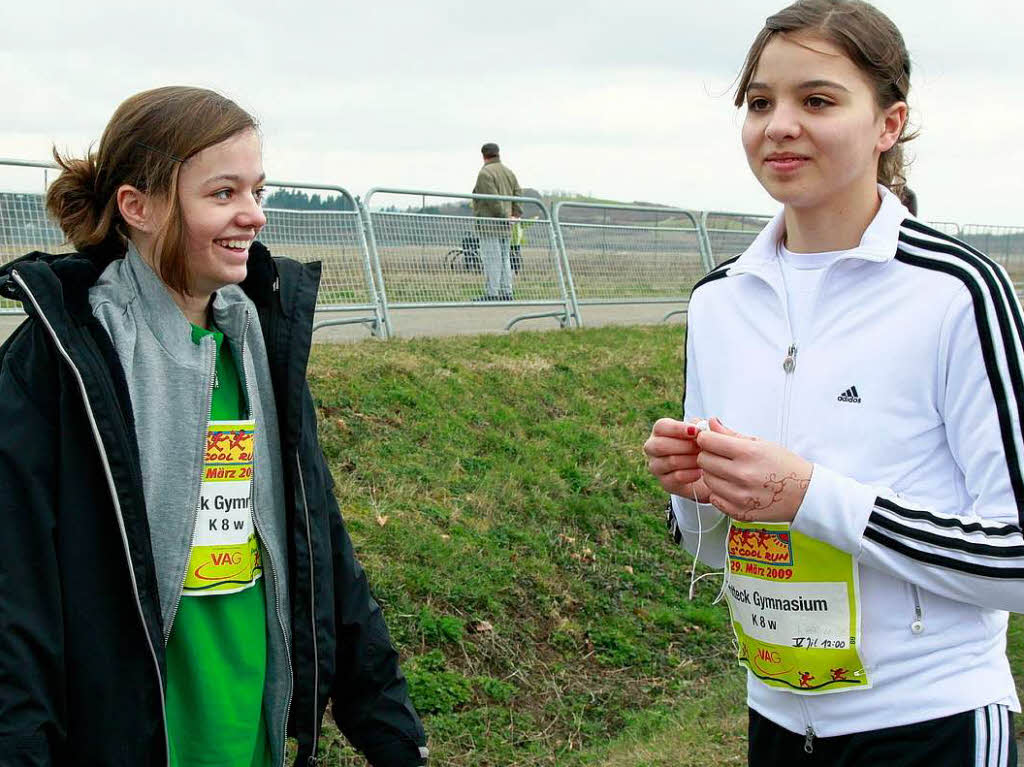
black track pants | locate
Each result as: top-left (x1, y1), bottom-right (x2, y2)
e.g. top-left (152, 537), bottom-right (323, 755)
top-left (748, 704), bottom-right (1017, 766)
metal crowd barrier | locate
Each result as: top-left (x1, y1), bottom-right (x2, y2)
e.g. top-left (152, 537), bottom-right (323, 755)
top-left (960, 224), bottom-right (1024, 292)
top-left (700, 211), bottom-right (984, 270)
top-left (260, 181), bottom-right (386, 336)
top-left (927, 221), bottom-right (962, 238)
top-left (552, 202), bottom-right (706, 324)
top-left (0, 163), bottom-right (388, 332)
top-left (5, 157), bottom-right (1024, 333)
top-left (0, 158), bottom-right (63, 313)
top-left (701, 210), bottom-right (773, 268)
top-left (362, 187), bottom-right (577, 332)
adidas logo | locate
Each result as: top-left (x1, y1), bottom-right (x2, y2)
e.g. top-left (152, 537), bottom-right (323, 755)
top-left (838, 386), bottom-right (861, 404)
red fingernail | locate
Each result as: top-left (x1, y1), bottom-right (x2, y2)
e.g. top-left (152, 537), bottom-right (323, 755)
top-left (686, 426), bottom-right (697, 437)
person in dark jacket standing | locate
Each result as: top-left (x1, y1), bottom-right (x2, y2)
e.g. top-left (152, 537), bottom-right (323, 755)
top-left (471, 142), bottom-right (522, 301)
top-left (0, 86), bottom-right (427, 766)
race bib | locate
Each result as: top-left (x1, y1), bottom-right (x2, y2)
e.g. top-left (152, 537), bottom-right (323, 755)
top-left (182, 420), bottom-right (262, 596)
top-left (724, 521), bottom-right (870, 694)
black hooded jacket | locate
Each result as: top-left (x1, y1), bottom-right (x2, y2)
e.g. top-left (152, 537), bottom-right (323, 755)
top-left (0, 243), bottom-right (426, 766)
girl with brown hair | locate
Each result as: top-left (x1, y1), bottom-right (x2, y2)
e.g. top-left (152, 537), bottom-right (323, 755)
top-left (645, 1), bottom-right (1021, 764)
top-left (0, 87), bottom-right (427, 766)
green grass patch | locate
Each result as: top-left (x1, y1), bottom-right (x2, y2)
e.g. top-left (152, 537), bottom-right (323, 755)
top-left (305, 325), bottom-right (746, 765)
top-left (301, 325), bottom-right (1024, 765)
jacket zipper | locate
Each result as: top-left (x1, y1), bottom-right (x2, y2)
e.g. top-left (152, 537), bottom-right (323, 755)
top-left (803, 717), bottom-right (817, 754)
top-left (237, 310), bottom-right (295, 767)
top-left (737, 253), bottom-right (876, 747)
top-left (775, 256), bottom-right (824, 751)
top-left (763, 250), bottom-right (848, 445)
top-left (12, 270), bottom-right (171, 764)
top-left (771, 254), bottom-right (800, 446)
top-left (910, 585), bottom-right (925, 635)
top-left (162, 336), bottom-right (218, 643)
top-left (780, 344), bottom-right (798, 442)
top-left (778, 273), bottom-right (815, 753)
top-left (295, 452), bottom-right (320, 767)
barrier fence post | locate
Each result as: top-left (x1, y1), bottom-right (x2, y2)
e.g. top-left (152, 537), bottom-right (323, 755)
top-left (696, 211), bottom-right (715, 274)
top-left (550, 204), bottom-right (583, 328)
top-left (358, 197), bottom-right (394, 338)
top-left (509, 202), bottom-right (581, 329)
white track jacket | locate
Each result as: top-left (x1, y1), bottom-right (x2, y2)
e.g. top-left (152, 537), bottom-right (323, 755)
top-left (671, 187), bottom-right (1023, 737)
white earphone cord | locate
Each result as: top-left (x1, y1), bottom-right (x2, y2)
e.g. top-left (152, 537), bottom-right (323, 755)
top-left (687, 483), bottom-right (730, 603)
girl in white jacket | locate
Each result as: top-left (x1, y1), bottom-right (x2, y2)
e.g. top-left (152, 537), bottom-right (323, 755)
top-left (645, 1), bottom-right (1021, 764)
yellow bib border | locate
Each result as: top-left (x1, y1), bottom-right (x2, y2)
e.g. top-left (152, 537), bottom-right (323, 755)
top-left (724, 520), bottom-right (871, 695)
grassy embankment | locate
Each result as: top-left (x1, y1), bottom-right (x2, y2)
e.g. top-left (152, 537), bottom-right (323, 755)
top-left (302, 324), bottom-right (1024, 766)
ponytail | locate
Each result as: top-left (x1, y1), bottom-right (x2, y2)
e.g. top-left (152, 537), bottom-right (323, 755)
top-left (46, 148), bottom-right (125, 254)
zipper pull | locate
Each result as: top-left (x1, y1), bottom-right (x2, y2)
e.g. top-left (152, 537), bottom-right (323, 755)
top-left (910, 585), bottom-right (925, 634)
top-left (804, 725), bottom-right (815, 754)
top-left (783, 344), bottom-right (798, 373)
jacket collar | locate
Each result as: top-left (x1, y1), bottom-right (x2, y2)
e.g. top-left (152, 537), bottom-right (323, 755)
top-left (731, 184), bottom-right (911, 276)
top-left (112, 243), bottom-right (253, 365)
top-left (0, 239), bottom-right (282, 323)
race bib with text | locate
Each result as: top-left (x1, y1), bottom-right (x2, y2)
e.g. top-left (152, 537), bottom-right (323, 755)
top-left (724, 521), bottom-right (870, 694)
top-left (181, 420), bottom-right (261, 596)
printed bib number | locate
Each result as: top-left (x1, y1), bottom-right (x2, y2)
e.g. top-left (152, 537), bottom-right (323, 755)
top-left (182, 420), bottom-right (261, 596)
top-left (724, 521), bottom-right (870, 694)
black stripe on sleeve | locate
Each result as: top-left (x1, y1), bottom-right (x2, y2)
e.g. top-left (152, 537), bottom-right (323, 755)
top-left (683, 256), bottom-right (740, 417)
top-left (868, 510), bottom-right (1024, 558)
top-left (874, 497), bottom-right (1021, 537)
top-left (983, 705), bottom-right (992, 767)
top-left (898, 225), bottom-right (1024, 356)
top-left (895, 239), bottom-right (1024, 519)
top-left (681, 319), bottom-right (689, 419)
top-left (863, 526), bottom-right (1024, 579)
top-left (690, 255), bottom-right (740, 294)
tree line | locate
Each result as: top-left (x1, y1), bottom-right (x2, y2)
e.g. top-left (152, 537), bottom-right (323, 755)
top-left (264, 188), bottom-right (354, 211)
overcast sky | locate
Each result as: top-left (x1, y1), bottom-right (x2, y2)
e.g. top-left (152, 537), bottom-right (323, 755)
top-left (3, 0), bottom-right (1022, 225)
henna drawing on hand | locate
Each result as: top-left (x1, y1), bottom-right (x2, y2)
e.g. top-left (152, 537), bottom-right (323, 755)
top-left (743, 473), bottom-right (811, 511)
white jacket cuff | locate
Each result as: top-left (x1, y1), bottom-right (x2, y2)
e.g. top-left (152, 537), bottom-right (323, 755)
top-left (669, 494), bottom-right (728, 568)
top-left (791, 463), bottom-right (877, 556)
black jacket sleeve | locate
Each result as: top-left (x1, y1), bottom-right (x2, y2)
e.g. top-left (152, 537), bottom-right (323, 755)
top-left (312, 436), bottom-right (426, 765)
top-left (0, 328), bottom-right (64, 765)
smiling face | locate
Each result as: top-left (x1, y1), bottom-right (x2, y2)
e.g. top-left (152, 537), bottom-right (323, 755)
top-left (173, 128), bottom-right (267, 296)
top-left (740, 32), bottom-right (903, 214)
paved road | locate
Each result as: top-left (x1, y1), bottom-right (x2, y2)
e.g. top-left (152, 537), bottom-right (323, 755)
top-left (0, 303), bottom-right (686, 346)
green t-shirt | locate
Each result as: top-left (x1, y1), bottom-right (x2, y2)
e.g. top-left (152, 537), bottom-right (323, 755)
top-left (165, 324), bottom-right (271, 767)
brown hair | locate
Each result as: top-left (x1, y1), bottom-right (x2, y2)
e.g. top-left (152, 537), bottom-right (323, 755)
top-left (734, 0), bottom-right (916, 197)
top-left (46, 86), bottom-right (258, 295)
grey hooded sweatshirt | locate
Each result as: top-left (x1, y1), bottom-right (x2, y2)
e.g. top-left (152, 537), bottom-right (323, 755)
top-left (88, 245), bottom-right (293, 766)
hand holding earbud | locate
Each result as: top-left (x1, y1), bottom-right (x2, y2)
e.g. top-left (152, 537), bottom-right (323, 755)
top-left (644, 417), bottom-right (712, 501)
top-left (695, 418), bottom-right (813, 523)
